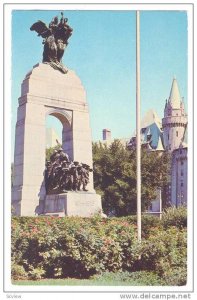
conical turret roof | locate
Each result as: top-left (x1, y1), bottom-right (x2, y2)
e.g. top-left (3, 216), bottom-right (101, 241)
top-left (168, 77), bottom-right (182, 109)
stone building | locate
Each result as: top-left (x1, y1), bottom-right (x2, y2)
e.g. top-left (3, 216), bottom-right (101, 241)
top-left (97, 128), bottom-right (130, 148)
top-left (162, 78), bottom-right (188, 207)
top-left (129, 77), bottom-right (188, 211)
top-left (170, 126), bottom-right (188, 206)
top-left (96, 78), bottom-right (188, 211)
top-left (162, 78), bottom-right (187, 152)
top-left (103, 128), bottom-right (111, 141)
top-left (128, 109), bottom-right (164, 151)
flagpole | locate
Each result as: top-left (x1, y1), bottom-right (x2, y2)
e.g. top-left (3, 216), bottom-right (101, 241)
top-left (136, 10), bottom-right (141, 242)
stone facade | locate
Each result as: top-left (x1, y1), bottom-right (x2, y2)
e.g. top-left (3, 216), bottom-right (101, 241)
top-left (171, 145), bottom-right (187, 206)
top-left (162, 79), bottom-right (188, 208)
top-left (145, 78), bottom-right (188, 212)
top-left (44, 192), bottom-right (102, 217)
top-left (12, 63), bottom-right (100, 216)
top-left (162, 78), bottom-right (188, 207)
top-left (162, 78), bottom-right (187, 152)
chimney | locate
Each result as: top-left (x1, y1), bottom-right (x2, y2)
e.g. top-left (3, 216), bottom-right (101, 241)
top-left (103, 129), bottom-right (111, 141)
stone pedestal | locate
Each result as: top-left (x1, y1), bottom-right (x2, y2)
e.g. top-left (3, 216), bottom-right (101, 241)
top-left (12, 63), bottom-right (100, 216)
top-left (44, 192), bottom-right (102, 217)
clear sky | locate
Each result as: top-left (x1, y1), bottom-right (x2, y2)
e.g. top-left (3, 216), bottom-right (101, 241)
top-left (12, 9), bottom-right (187, 158)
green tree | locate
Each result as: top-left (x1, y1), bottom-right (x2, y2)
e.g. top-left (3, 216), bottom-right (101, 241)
top-left (93, 140), bottom-right (170, 217)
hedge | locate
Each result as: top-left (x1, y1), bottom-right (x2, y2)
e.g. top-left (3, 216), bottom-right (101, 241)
top-left (161, 206), bottom-right (187, 229)
top-left (11, 209), bottom-right (187, 285)
top-left (12, 216), bottom-right (139, 279)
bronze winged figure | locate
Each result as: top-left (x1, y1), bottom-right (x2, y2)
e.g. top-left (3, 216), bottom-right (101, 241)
top-left (30, 12), bottom-right (73, 73)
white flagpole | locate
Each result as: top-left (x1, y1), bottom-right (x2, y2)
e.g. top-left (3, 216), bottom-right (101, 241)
top-left (136, 10), bottom-right (141, 242)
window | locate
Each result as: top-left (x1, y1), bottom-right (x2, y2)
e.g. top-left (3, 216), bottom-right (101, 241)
top-left (181, 182), bottom-right (184, 187)
top-left (176, 131), bottom-right (178, 137)
top-left (181, 170), bottom-right (183, 176)
top-left (181, 161), bottom-right (184, 165)
top-left (168, 134), bottom-right (169, 140)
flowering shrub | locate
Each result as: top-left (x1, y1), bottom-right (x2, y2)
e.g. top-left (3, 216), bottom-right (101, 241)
top-left (121, 215), bottom-right (162, 238)
top-left (11, 216), bottom-right (138, 279)
top-left (11, 212), bottom-right (187, 285)
top-left (139, 227), bottom-right (187, 285)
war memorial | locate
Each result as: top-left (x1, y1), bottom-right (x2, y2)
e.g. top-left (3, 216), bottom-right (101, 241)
top-left (11, 13), bottom-right (102, 217)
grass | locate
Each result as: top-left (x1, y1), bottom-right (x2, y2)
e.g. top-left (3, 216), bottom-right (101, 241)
top-left (12, 278), bottom-right (140, 286)
top-left (12, 271), bottom-right (164, 286)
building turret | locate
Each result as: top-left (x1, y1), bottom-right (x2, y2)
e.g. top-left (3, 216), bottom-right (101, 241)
top-left (162, 78), bottom-right (187, 151)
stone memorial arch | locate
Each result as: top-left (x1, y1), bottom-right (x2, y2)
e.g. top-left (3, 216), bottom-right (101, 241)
top-left (12, 13), bottom-right (102, 217)
top-left (12, 63), bottom-right (102, 216)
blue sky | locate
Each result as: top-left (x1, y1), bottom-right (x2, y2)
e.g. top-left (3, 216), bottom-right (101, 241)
top-left (12, 10), bottom-right (187, 157)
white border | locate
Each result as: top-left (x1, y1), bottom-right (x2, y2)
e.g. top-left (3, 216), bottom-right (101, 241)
top-left (3, 1), bottom-right (194, 296)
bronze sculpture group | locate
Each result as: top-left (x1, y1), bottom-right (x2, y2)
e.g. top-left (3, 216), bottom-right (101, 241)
top-left (30, 12), bottom-right (73, 73)
top-left (45, 148), bottom-right (93, 194)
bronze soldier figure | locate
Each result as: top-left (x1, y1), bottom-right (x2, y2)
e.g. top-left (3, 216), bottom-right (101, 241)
top-left (30, 12), bottom-right (73, 73)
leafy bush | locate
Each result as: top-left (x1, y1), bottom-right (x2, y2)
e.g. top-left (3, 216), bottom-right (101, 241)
top-left (11, 216), bottom-right (138, 279)
top-left (160, 267), bottom-right (187, 286)
top-left (162, 206), bottom-right (187, 229)
top-left (11, 263), bottom-right (28, 280)
top-left (126, 271), bottom-right (165, 285)
top-left (122, 215), bottom-right (162, 238)
top-left (27, 265), bottom-right (46, 280)
top-left (139, 227), bottom-right (187, 286)
top-left (11, 213), bottom-right (187, 285)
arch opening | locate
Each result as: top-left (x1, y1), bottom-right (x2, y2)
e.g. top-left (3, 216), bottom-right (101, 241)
top-left (46, 110), bottom-right (73, 161)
